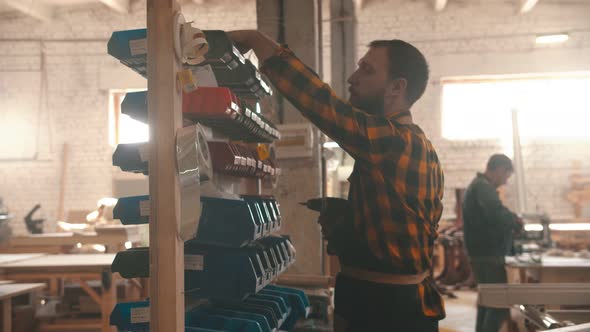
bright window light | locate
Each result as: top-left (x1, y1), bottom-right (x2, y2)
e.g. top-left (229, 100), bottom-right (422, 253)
top-left (442, 74), bottom-right (590, 141)
top-left (536, 34), bottom-right (569, 44)
top-left (109, 90), bottom-right (148, 146)
top-left (119, 114), bottom-right (149, 144)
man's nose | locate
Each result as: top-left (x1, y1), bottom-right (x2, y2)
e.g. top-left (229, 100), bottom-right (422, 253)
top-left (347, 71), bottom-right (357, 85)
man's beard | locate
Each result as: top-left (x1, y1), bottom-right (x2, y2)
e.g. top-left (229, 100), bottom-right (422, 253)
top-left (349, 95), bottom-right (384, 115)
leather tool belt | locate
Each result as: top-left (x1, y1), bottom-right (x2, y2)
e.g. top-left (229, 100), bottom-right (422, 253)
top-left (340, 265), bottom-right (430, 285)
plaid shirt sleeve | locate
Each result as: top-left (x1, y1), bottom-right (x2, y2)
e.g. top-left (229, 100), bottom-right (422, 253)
top-left (260, 47), bottom-right (406, 165)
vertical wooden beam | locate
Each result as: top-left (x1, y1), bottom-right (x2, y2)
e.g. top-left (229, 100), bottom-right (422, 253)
top-left (2, 298), bottom-right (11, 332)
top-left (147, 0), bottom-right (185, 331)
top-left (57, 143), bottom-right (69, 222)
top-left (100, 272), bottom-right (117, 332)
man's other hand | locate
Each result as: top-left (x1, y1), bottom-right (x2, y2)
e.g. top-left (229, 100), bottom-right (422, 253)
top-left (226, 30), bottom-right (280, 64)
top-left (226, 30), bottom-right (253, 54)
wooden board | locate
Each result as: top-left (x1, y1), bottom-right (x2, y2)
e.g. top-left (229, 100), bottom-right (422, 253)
top-left (478, 283), bottom-right (590, 308)
top-left (0, 253), bottom-right (47, 265)
top-left (39, 318), bottom-right (102, 331)
top-left (94, 225), bottom-right (141, 237)
top-left (0, 254), bottom-right (115, 273)
top-left (9, 228), bottom-right (141, 246)
top-left (506, 256), bottom-right (590, 268)
top-left (0, 283), bottom-right (44, 301)
top-left (2, 227), bottom-right (142, 253)
top-left (506, 256), bottom-right (590, 283)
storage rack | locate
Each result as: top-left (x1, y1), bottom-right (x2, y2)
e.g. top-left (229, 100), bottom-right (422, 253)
top-left (105, 3), bottom-right (308, 332)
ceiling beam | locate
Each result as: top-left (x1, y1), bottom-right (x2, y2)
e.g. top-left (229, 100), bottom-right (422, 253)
top-left (1, 0), bottom-right (54, 21)
top-left (99, 0), bottom-right (129, 14)
top-left (434, 0), bottom-right (447, 11)
top-left (519, 0), bottom-right (539, 13)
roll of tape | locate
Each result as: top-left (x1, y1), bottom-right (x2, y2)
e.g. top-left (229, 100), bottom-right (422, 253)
top-left (195, 123), bottom-right (213, 183)
top-left (181, 23), bottom-right (209, 65)
top-left (176, 125), bottom-right (199, 241)
top-left (175, 123), bottom-right (214, 240)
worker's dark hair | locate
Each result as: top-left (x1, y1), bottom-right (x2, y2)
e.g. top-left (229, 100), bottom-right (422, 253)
top-left (369, 39), bottom-right (429, 105)
top-left (486, 154), bottom-right (513, 171)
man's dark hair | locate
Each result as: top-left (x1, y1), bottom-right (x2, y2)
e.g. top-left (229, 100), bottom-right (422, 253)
top-left (369, 39), bottom-right (429, 105)
top-left (486, 154), bottom-right (513, 171)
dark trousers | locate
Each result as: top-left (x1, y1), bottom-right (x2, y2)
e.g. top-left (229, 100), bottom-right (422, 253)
top-left (333, 273), bottom-right (439, 332)
top-left (470, 258), bottom-right (510, 332)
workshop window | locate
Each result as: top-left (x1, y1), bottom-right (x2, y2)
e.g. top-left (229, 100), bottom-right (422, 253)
top-left (109, 90), bottom-right (149, 146)
top-left (441, 74), bottom-right (590, 140)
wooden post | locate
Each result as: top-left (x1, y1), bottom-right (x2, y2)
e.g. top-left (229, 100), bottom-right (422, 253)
top-left (100, 272), bottom-right (117, 332)
top-left (2, 298), bottom-right (11, 332)
top-left (57, 143), bottom-right (69, 222)
top-left (147, 0), bottom-right (185, 331)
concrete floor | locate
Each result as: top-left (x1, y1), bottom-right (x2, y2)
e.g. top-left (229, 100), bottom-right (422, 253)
top-left (297, 288), bottom-right (588, 331)
top-left (294, 289), bottom-right (482, 332)
top-left (439, 290), bottom-right (478, 332)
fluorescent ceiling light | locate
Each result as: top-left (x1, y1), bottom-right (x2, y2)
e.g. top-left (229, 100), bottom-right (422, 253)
top-left (92, 244), bottom-right (106, 252)
top-left (549, 223), bottom-right (590, 231)
top-left (524, 223), bottom-right (590, 231)
top-left (323, 142), bottom-right (340, 148)
top-left (524, 224), bottom-right (544, 231)
top-left (535, 34), bottom-right (569, 44)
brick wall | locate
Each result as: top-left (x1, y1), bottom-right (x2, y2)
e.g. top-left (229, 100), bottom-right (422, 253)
top-left (358, 0), bottom-right (590, 219)
top-left (0, 0), bottom-right (257, 234)
top-left (1, 0), bottom-right (589, 235)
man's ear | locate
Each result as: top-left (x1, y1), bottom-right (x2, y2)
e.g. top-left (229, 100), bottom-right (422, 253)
top-left (385, 78), bottom-right (408, 97)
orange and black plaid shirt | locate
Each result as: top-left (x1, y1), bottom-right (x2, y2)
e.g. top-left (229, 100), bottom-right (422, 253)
top-left (261, 47), bottom-right (445, 319)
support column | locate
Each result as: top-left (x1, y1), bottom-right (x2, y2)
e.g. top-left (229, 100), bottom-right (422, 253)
top-left (330, 0), bottom-right (357, 99)
top-left (257, 0), bottom-right (324, 275)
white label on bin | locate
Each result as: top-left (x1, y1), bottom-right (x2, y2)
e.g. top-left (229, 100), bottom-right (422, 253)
top-left (139, 200), bottom-right (150, 217)
top-left (130, 307), bottom-right (150, 323)
top-left (129, 38), bottom-right (147, 56)
top-left (185, 255), bottom-right (204, 271)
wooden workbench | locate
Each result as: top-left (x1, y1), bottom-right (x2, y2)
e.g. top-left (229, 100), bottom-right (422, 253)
top-left (0, 282), bottom-right (45, 332)
top-left (0, 253), bottom-right (117, 332)
top-left (0, 225), bottom-right (142, 254)
top-left (506, 255), bottom-right (590, 283)
top-left (0, 253), bottom-right (48, 265)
